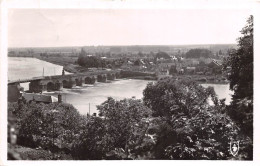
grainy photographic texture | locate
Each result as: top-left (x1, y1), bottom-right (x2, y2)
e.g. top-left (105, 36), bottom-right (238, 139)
top-left (6, 8), bottom-right (253, 160)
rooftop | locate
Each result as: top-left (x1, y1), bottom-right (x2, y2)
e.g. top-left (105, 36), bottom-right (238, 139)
top-left (22, 93), bottom-right (58, 103)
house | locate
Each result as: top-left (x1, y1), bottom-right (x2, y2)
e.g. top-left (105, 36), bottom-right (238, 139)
top-left (208, 59), bottom-right (223, 74)
top-left (176, 66), bottom-right (184, 74)
top-left (171, 56), bottom-right (178, 61)
top-left (185, 67), bottom-right (196, 74)
top-left (191, 59), bottom-right (200, 65)
top-left (183, 59), bottom-right (199, 66)
top-left (160, 68), bottom-right (169, 75)
top-left (209, 59), bottom-right (222, 67)
top-left (157, 65), bottom-right (169, 75)
top-left (140, 59), bottom-right (145, 65)
top-left (21, 93), bottom-right (58, 104)
top-left (149, 62), bottom-right (154, 65)
top-left (159, 62), bottom-right (177, 68)
top-left (127, 60), bottom-right (134, 65)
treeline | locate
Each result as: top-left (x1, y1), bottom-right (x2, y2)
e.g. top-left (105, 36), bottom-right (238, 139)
top-left (155, 52), bottom-right (171, 60)
top-left (185, 48), bottom-right (213, 59)
top-left (77, 49), bottom-right (127, 69)
top-left (77, 49), bottom-right (106, 68)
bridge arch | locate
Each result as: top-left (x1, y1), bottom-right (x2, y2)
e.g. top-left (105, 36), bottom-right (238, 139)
top-left (75, 78), bottom-right (82, 86)
top-left (47, 82), bottom-right (55, 91)
top-left (85, 76), bottom-right (95, 84)
top-left (115, 72), bottom-right (120, 79)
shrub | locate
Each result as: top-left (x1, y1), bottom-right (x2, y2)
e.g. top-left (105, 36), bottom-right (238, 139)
top-left (143, 78), bottom-right (252, 159)
top-left (9, 102), bottom-right (85, 152)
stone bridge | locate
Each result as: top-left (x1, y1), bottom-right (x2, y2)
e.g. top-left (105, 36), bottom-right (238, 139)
top-left (9, 70), bottom-right (121, 93)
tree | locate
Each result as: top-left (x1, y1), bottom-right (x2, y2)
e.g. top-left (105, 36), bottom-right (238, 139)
top-left (227, 15), bottom-right (253, 100)
top-left (169, 65), bottom-right (177, 75)
top-left (134, 59), bottom-right (141, 66)
top-left (143, 77), bottom-right (215, 117)
top-left (71, 117), bottom-right (106, 159)
top-left (9, 102), bottom-right (85, 152)
top-left (143, 77), bottom-right (252, 159)
top-left (185, 49), bottom-right (213, 59)
top-left (77, 48), bottom-right (106, 68)
top-left (219, 50), bottom-right (223, 55)
top-left (225, 15), bottom-right (253, 138)
top-left (154, 52), bottom-right (171, 60)
top-left (72, 97), bottom-right (154, 159)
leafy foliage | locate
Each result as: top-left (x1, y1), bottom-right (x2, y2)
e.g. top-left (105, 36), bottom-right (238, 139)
top-left (227, 15), bottom-right (253, 100)
top-left (9, 102), bottom-right (85, 152)
top-left (9, 34), bottom-right (254, 159)
top-left (71, 117), bottom-right (106, 159)
top-left (143, 77), bottom-right (214, 117)
top-left (169, 65), bottom-right (177, 75)
top-left (72, 97), bottom-right (155, 159)
top-left (143, 77), bottom-right (252, 159)
top-left (155, 52), bottom-right (171, 60)
top-left (78, 48), bottom-right (106, 68)
top-left (225, 15), bottom-right (253, 139)
top-left (185, 49), bottom-right (213, 59)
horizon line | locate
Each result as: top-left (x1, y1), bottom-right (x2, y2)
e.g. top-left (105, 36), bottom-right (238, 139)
top-left (8, 43), bottom-right (237, 49)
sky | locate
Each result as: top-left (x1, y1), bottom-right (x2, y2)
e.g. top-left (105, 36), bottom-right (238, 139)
top-left (8, 9), bottom-right (251, 47)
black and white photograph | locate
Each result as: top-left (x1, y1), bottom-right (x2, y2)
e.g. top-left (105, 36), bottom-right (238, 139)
top-left (0, 0), bottom-right (259, 164)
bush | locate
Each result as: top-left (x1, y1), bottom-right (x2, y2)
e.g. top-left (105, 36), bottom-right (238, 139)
top-left (9, 102), bottom-right (85, 152)
top-left (71, 97), bottom-right (154, 159)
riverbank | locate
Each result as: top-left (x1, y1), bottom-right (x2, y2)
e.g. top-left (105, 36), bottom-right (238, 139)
top-left (36, 56), bottom-right (229, 84)
top-left (171, 74), bottom-right (229, 84)
top-left (37, 56), bottom-right (84, 73)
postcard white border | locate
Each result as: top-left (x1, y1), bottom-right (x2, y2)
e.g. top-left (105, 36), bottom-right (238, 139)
top-left (1, 0), bottom-right (260, 166)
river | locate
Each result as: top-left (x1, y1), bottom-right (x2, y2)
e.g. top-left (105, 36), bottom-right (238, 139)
top-left (8, 57), bottom-right (233, 115)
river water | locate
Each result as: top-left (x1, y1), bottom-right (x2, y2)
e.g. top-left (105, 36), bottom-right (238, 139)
top-left (8, 57), bottom-right (233, 115)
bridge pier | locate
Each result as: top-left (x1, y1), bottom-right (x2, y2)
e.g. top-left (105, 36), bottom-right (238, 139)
top-left (75, 78), bottom-right (83, 86)
top-left (107, 73), bottom-right (116, 80)
top-left (29, 81), bottom-right (45, 93)
top-left (62, 80), bottom-right (70, 88)
top-left (68, 80), bottom-right (76, 88)
top-left (54, 82), bottom-right (62, 91)
top-left (9, 70), bottom-right (125, 93)
top-left (97, 75), bottom-right (107, 82)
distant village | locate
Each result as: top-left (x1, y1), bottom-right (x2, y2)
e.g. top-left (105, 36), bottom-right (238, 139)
top-left (9, 45), bottom-right (234, 74)
top-left (118, 52), bottom-right (225, 76)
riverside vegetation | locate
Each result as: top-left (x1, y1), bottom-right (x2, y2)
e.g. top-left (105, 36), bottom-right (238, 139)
top-left (8, 78), bottom-right (252, 160)
top-left (8, 16), bottom-right (253, 160)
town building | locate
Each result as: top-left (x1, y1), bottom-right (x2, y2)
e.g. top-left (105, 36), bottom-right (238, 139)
top-left (21, 93), bottom-right (58, 104)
